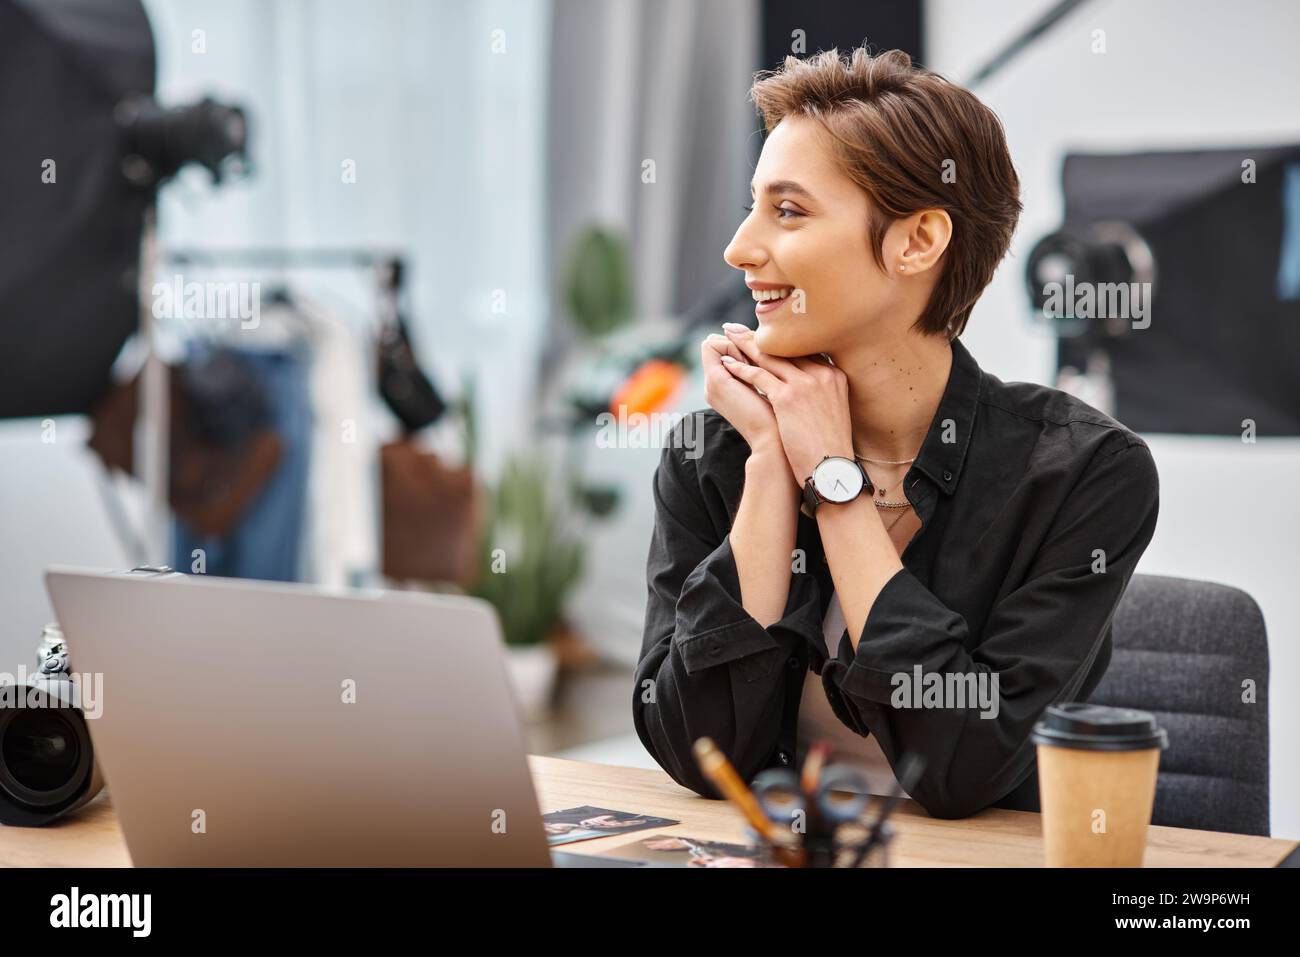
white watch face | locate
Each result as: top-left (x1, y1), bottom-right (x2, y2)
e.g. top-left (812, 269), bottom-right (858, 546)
top-left (812, 457), bottom-right (864, 503)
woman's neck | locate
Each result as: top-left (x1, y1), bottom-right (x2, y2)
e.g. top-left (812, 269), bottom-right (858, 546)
top-left (831, 330), bottom-right (953, 463)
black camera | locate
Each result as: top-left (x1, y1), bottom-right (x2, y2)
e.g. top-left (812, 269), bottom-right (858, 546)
top-left (0, 623), bottom-right (104, 826)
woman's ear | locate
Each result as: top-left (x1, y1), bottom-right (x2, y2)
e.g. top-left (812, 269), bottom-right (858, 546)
top-left (896, 209), bottom-right (952, 274)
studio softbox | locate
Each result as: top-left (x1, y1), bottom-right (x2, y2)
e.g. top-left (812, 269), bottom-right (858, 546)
top-left (0, 0), bottom-right (156, 419)
top-left (1048, 145), bottom-right (1300, 435)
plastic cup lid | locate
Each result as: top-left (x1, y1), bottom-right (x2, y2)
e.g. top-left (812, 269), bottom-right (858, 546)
top-left (1030, 702), bottom-right (1168, 752)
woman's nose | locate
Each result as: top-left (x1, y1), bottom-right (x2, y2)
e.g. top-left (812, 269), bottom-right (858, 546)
top-left (723, 217), bottom-right (766, 271)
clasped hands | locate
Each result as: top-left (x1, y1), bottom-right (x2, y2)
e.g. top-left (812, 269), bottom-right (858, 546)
top-left (700, 323), bottom-right (855, 492)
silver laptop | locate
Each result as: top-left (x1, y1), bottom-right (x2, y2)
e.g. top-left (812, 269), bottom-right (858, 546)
top-left (43, 566), bottom-right (609, 867)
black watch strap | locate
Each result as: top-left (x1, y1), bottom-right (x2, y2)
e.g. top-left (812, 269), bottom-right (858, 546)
top-left (801, 476), bottom-right (822, 515)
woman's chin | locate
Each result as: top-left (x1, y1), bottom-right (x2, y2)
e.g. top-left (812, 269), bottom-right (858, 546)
top-left (754, 323), bottom-right (815, 358)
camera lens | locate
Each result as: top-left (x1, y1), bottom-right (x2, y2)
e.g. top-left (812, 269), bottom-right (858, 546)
top-left (2, 710), bottom-right (80, 793)
top-left (0, 700), bottom-right (92, 809)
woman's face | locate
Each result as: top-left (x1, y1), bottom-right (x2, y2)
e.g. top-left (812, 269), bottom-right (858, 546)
top-left (723, 114), bottom-right (908, 358)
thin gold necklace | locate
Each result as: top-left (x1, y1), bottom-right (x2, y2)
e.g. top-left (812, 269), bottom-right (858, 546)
top-left (883, 506), bottom-right (910, 533)
top-left (868, 474), bottom-right (911, 509)
top-left (856, 455), bottom-right (913, 509)
top-left (856, 453), bottom-right (916, 466)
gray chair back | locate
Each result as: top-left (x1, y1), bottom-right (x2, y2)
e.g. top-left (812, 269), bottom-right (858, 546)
top-left (1089, 573), bottom-right (1271, 836)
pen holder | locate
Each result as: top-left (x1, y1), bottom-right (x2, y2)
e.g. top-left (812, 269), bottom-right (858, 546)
top-left (690, 737), bottom-right (919, 870)
top-left (746, 821), bottom-right (894, 868)
top-left (844, 821), bottom-right (894, 868)
top-left (819, 820), bottom-right (895, 868)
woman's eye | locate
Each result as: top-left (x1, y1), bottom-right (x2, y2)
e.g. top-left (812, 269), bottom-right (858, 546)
top-left (741, 203), bottom-right (802, 219)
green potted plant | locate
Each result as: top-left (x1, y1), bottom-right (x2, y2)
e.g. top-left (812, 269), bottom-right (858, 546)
top-left (466, 454), bottom-right (586, 721)
top-left (563, 225), bottom-right (634, 341)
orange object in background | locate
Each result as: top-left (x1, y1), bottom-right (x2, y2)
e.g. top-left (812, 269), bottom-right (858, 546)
top-left (609, 358), bottom-right (684, 416)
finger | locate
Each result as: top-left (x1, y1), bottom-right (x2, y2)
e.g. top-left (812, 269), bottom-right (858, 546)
top-left (720, 354), bottom-right (783, 397)
top-left (701, 338), bottom-right (745, 391)
top-left (699, 338), bottom-right (723, 374)
top-left (703, 333), bottom-right (746, 363)
top-left (722, 324), bottom-right (799, 381)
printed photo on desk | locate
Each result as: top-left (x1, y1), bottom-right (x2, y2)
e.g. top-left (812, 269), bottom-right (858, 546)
top-left (598, 835), bottom-right (775, 868)
top-left (1, 0), bottom-right (1298, 937)
top-left (542, 806), bottom-right (680, 846)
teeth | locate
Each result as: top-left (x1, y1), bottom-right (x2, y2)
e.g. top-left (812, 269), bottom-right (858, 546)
top-left (752, 287), bottom-right (793, 302)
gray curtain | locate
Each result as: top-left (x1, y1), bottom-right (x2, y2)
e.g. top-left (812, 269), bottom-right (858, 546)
top-left (543, 0), bottom-right (760, 374)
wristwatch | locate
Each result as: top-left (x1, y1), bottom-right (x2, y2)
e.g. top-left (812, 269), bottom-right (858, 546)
top-left (801, 455), bottom-right (873, 516)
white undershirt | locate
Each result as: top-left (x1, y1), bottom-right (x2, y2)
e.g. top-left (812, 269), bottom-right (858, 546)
top-left (796, 590), bottom-right (911, 798)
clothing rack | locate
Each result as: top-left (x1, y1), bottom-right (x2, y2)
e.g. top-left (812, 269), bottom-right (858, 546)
top-left (131, 244), bottom-right (412, 564)
top-left (164, 246), bottom-right (404, 272)
top-left (161, 247), bottom-right (408, 325)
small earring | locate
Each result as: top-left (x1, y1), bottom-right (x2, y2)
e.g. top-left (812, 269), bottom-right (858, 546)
top-left (898, 264), bottom-right (906, 272)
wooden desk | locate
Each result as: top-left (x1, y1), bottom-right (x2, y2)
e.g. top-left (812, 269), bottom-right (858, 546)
top-left (2, 756), bottom-right (1294, 867)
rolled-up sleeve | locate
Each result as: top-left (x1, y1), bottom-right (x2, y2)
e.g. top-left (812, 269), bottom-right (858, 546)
top-left (823, 441), bottom-right (1160, 818)
top-left (633, 434), bottom-right (823, 799)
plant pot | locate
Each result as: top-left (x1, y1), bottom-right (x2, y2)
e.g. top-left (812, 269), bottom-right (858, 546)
top-left (504, 642), bottom-right (558, 723)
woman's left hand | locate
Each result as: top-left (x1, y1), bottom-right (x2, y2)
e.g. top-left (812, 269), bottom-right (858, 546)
top-left (719, 323), bottom-right (855, 489)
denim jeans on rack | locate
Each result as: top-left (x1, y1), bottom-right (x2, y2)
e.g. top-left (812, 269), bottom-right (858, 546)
top-left (172, 347), bottom-right (313, 582)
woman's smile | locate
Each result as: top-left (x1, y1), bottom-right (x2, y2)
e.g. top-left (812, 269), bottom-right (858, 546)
top-left (749, 281), bottom-right (796, 315)
top-left (754, 290), bottom-right (793, 315)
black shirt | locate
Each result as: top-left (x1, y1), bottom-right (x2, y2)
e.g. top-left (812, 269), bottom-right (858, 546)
top-left (632, 336), bottom-right (1160, 819)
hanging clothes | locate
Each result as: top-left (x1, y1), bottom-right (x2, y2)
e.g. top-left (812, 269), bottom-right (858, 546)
top-left (87, 347), bottom-right (287, 549)
top-left (298, 293), bottom-right (379, 588)
top-left (170, 302), bottom-right (312, 579)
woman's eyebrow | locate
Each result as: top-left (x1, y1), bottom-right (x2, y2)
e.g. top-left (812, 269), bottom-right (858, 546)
top-left (750, 178), bottom-right (816, 202)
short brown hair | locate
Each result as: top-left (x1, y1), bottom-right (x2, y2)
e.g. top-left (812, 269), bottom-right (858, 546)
top-left (750, 47), bottom-right (1022, 339)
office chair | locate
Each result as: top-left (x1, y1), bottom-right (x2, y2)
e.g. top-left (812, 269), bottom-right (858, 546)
top-left (1088, 573), bottom-right (1272, 836)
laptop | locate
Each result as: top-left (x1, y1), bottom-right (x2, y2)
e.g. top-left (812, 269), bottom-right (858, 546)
top-left (44, 566), bottom-right (647, 867)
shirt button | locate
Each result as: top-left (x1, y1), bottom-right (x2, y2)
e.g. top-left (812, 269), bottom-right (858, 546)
top-left (777, 750), bottom-right (792, 766)
top-left (943, 469), bottom-right (953, 481)
top-left (786, 656), bottom-right (800, 670)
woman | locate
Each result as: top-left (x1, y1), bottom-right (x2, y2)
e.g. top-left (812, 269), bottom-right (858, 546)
top-left (632, 47), bottom-right (1159, 819)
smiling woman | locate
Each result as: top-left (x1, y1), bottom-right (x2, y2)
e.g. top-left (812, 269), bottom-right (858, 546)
top-left (731, 47), bottom-right (1022, 350)
top-left (632, 47), bottom-right (1160, 819)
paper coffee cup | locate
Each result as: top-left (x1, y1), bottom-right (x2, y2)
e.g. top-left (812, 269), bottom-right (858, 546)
top-left (1031, 703), bottom-right (1168, 867)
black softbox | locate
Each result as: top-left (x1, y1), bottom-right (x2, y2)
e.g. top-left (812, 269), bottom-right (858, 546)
top-left (0, 0), bottom-right (156, 419)
top-left (1052, 145), bottom-right (1300, 435)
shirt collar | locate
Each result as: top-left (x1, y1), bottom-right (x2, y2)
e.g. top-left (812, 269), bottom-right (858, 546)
top-left (910, 336), bottom-right (982, 497)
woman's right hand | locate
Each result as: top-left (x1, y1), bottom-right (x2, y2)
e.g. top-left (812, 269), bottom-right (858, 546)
top-left (700, 332), bottom-right (782, 455)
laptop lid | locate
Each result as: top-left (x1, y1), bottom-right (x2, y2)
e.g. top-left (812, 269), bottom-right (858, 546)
top-left (43, 567), bottom-right (552, 867)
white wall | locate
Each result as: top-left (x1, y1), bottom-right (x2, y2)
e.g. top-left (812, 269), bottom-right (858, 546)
top-left (926, 0), bottom-right (1300, 837)
top-left (0, 419), bottom-right (142, 671)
